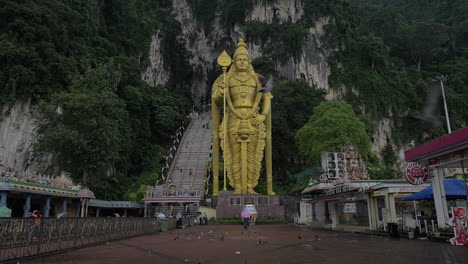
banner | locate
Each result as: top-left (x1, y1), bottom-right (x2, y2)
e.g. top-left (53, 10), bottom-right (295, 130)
top-left (450, 207), bottom-right (468, 246)
top-left (344, 203), bottom-right (356, 213)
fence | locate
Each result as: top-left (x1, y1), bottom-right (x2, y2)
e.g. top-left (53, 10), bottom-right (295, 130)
top-left (0, 217), bottom-right (176, 262)
top-left (158, 102), bottom-right (210, 185)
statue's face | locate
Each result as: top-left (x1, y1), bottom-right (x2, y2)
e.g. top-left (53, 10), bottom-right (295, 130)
top-left (235, 54), bottom-right (249, 72)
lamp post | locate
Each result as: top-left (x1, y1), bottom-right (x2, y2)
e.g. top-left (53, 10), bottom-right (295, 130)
top-left (435, 75), bottom-right (451, 134)
top-left (461, 160), bottom-right (468, 209)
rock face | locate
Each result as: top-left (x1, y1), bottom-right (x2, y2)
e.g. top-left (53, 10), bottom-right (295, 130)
top-left (275, 18), bottom-right (331, 93)
top-left (0, 0), bottom-right (406, 174)
top-left (141, 30), bottom-right (171, 88)
top-left (0, 100), bottom-right (40, 172)
top-left (247, 0), bottom-right (304, 23)
top-left (142, 0), bottom-right (331, 103)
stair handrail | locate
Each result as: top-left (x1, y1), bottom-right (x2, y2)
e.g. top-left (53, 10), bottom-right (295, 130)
top-left (157, 102), bottom-right (210, 186)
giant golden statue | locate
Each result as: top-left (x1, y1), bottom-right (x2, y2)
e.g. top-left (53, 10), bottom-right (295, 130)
top-left (212, 39), bottom-right (274, 196)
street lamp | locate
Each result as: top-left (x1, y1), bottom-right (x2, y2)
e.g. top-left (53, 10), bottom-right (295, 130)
top-left (434, 75), bottom-right (451, 134)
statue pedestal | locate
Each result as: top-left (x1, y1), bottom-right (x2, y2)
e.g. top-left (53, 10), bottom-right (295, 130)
top-left (215, 191), bottom-right (285, 219)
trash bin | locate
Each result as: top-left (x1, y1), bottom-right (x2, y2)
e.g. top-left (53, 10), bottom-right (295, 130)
top-left (176, 218), bottom-right (183, 228)
top-left (189, 218), bottom-right (195, 227)
top-left (387, 223), bottom-right (399, 237)
top-left (160, 218), bottom-right (169, 232)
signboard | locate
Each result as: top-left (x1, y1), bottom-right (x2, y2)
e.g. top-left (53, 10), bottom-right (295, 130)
top-left (371, 190), bottom-right (387, 197)
top-left (405, 162), bottom-right (429, 185)
top-left (344, 203), bottom-right (356, 213)
top-left (388, 186), bottom-right (427, 193)
top-left (450, 207), bottom-right (468, 246)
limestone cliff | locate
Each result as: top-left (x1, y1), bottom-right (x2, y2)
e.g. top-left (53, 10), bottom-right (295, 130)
top-left (0, 0), bottom-right (406, 175)
top-left (141, 30), bottom-right (171, 88)
top-left (0, 100), bottom-right (45, 173)
top-left (142, 0), bottom-right (331, 102)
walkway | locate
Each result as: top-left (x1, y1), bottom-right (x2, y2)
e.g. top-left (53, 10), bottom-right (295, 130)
top-left (167, 111), bottom-right (211, 196)
top-left (24, 224), bottom-right (468, 264)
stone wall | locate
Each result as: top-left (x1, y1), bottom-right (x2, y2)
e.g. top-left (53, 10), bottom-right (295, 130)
top-left (215, 191), bottom-right (285, 219)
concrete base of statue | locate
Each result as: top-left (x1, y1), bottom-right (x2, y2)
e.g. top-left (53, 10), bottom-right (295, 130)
top-left (215, 190), bottom-right (285, 219)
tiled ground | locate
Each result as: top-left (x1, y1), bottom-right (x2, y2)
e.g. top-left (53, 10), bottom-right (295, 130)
top-left (22, 224), bottom-right (468, 264)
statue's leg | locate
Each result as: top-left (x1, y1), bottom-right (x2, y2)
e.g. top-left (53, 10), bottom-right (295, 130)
top-left (247, 127), bottom-right (265, 194)
top-left (229, 133), bottom-right (242, 194)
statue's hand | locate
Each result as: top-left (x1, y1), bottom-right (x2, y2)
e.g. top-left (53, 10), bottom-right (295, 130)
top-left (217, 82), bottom-right (226, 91)
top-left (251, 114), bottom-right (266, 125)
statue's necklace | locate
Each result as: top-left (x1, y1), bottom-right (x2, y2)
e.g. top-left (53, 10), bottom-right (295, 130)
top-left (232, 72), bottom-right (252, 83)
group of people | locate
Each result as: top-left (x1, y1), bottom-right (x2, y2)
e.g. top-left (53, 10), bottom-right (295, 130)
top-left (0, 167), bottom-right (82, 190)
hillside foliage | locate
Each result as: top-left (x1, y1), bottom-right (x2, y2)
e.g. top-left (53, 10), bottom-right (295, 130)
top-left (296, 101), bottom-right (371, 163)
top-left (1, 0), bottom-right (467, 198)
top-left (1, 0), bottom-right (192, 199)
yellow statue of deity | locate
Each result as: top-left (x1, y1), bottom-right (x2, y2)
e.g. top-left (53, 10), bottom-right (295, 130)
top-left (212, 39), bottom-right (274, 195)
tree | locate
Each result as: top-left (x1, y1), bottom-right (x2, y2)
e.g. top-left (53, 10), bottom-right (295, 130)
top-left (270, 80), bottom-right (325, 179)
top-left (357, 34), bottom-right (389, 69)
top-left (295, 100), bottom-right (371, 163)
top-left (35, 64), bottom-right (131, 187)
top-left (404, 22), bottom-right (449, 71)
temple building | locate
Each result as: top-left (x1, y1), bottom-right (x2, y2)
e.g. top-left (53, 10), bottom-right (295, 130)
top-left (0, 171), bottom-right (94, 217)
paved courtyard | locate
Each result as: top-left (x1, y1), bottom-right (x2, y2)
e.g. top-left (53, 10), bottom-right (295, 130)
top-left (23, 224), bottom-right (468, 264)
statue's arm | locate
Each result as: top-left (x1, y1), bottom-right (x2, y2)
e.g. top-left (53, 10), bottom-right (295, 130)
top-left (212, 75), bottom-right (226, 107)
top-left (261, 92), bottom-right (272, 116)
top-left (251, 74), bottom-right (272, 125)
top-left (251, 92), bottom-right (272, 125)
top-left (212, 74), bottom-right (227, 135)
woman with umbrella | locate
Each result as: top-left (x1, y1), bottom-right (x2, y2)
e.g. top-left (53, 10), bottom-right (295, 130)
top-left (241, 210), bottom-right (251, 229)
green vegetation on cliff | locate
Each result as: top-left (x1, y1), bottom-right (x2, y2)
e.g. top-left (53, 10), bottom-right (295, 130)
top-left (296, 100), bottom-right (371, 163)
top-left (322, 0), bottom-right (467, 139)
top-left (247, 0), bottom-right (467, 182)
top-left (2, 0), bottom-right (468, 197)
top-left (0, 0), bottom-right (193, 199)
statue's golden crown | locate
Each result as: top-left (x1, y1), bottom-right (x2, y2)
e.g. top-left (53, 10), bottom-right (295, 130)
top-left (233, 39), bottom-right (249, 59)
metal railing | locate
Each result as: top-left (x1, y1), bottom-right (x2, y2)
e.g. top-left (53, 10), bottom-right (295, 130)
top-left (0, 217), bottom-right (176, 262)
top-left (158, 102), bottom-right (210, 186)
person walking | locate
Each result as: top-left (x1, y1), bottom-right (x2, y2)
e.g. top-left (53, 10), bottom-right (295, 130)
top-left (32, 210), bottom-right (42, 240)
top-left (176, 211), bottom-right (183, 228)
top-left (241, 210), bottom-right (251, 229)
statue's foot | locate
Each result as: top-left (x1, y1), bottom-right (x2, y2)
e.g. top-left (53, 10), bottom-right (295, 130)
top-left (247, 188), bottom-right (258, 194)
top-left (233, 189), bottom-right (242, 194)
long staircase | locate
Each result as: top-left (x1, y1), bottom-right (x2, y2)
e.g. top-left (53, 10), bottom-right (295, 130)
top-left (169, 111), bottom-right (211, 196)
top-left (144, 111), bottom-right (212, 216)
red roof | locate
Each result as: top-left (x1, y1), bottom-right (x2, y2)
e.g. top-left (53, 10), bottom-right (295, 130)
top-left (405, 127), bottom-right (468, 161)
